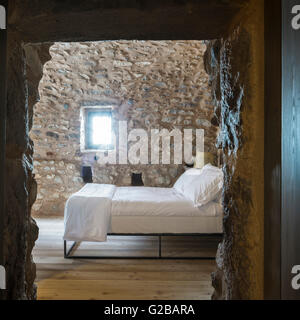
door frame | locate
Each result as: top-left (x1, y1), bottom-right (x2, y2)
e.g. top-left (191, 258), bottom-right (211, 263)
top-left (0, 0), bottom-right (7, 298)
top-left (265, 0), bottom-right (300, 300)
top-left (281, 0), bottom-right (300, 300)
top-left (264, 0), bottom-right (282, 300)
top-left (0, 0), bottom-right (290, 300)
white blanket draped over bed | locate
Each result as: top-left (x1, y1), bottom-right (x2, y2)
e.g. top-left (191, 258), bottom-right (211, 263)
top-left (63, 184), bottom-right (223, 242)
top-left (64, 184), bottom-right (116, 242)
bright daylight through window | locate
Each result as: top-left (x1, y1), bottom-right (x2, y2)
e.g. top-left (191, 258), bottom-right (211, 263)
top-left (81, 107), bottom-right (114, 151)
top-left (92, 114), bottom-right (112, 146)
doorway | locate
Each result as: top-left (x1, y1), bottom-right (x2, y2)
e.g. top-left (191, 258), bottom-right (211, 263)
top-left (1, 0), bottom-right (281, 300)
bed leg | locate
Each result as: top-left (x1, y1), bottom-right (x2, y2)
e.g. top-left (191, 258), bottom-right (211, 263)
top-left (64, 240), bottom-right (67, 258)
top-left (64, 240), bottom-right (78, 259)
top-left (158, 235), bottom-right (162, 258)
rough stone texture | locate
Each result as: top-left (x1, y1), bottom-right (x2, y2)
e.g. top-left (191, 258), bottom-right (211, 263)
top-left (204, 39), bottom-right (222, 132)
top-left (3, 38), bottom-right (45, 299)
top-left (30, 41), bottom-right (218, 217)
top-left (24, 44), bottom-right (52, 299)
top-left (4, 35), bottom-right (31, 300)
top-left (3, 33), bottom-right (52, 299)
top-left (206, 0), bottom-right (264, 300)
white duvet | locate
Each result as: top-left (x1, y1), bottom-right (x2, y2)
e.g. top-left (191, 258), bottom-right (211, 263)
top-left (64, 184), bottom-right (223, 242)
top-left (112, 186), bottom-right (220, 217)
top-left (64, 184), bottom-right (116, 242)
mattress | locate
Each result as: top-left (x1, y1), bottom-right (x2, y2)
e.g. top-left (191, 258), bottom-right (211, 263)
top-left (112, 186), bottom-right (222, 217)
top-left (110, 186), bottom-right (223, 234)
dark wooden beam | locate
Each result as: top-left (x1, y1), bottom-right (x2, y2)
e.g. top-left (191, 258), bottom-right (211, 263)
top-left (9, 0), bottom-right (246, 42)
top-left (264, 0), bottom-right (282, 300)
top-left (282, 0), bottom-right (300, 300)
top-left (0, 0), bottom-right (7, 299)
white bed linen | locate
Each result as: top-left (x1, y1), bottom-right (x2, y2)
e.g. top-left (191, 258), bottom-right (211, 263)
top-left (174, 164), bottom-right (223, 207)
top-left (63, 184), bottom-right (116, 242)
top-left (112, 187), bottom-right (220, 217)
top-left (64, 184), bottom-right (223, 242)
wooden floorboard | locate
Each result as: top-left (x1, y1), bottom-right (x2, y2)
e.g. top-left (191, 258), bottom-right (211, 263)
top-left (33, 218), bottom-right (217, 300)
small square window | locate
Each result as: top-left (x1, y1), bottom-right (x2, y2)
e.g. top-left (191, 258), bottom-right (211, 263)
top-left (81, 107), bottom-right (115, 152)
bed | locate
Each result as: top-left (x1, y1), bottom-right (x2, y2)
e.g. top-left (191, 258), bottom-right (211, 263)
top-left (63, 164), bottom-right (224, 259)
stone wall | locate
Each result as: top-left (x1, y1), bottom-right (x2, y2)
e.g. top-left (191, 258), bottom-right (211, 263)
top-left (3, 36), bottom-right (52, 299)
top-left (206, 0), bottom-right (265, 300)
top-left (31, 41), bottom-right (219, 217)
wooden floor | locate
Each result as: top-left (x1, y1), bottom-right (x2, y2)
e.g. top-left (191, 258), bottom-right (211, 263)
top-left (33, 218), bottom-right (217, 300)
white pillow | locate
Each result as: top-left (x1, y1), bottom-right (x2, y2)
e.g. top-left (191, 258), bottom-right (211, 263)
top-left (178, 165), bottom-right (223, 207)
top-left (184, 168), bottom-right (203, 176)
top-left (173, 168), bottom-right (203, 194)
top-left (202, 163), bottom-right (220, 172)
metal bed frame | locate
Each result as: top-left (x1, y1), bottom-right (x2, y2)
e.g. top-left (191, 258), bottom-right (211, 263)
top-left (64, 233), bottom-right (223, 260)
